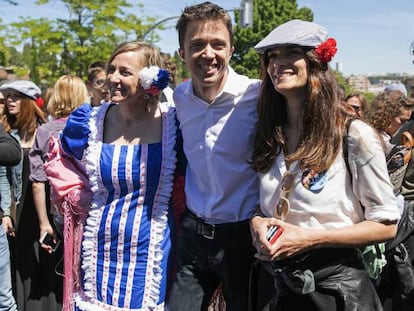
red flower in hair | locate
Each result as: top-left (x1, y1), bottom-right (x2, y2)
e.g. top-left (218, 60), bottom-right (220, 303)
top-left (35, 96), bottom-right (44, 108)
top-left (315, 38), bottom-right (337, 63)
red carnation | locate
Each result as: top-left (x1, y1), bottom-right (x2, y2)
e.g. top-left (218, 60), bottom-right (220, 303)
top-left (146, 84), bottom-right (160, 96)
top-left (35, 96), bottom-right (44, 108)
top-left (315, 38), bottom-right (337, 63)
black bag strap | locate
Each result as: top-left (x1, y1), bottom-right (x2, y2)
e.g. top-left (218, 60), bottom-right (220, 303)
top-left (342, 118), bottom-right (357, 182)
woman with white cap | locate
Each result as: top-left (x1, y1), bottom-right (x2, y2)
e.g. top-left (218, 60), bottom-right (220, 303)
top-left (0, 80), bottom-right (52, 311)
top-left (249, 20), bottom-right (399, 310)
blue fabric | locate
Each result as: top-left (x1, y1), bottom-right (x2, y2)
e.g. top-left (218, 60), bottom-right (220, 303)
top-left (0, 167), bottom-right (11, 215)
top-left (0, 227), bottom-right (17, 310)
top-left (60, 103), bottom-right (92, 160)
top-left (63, 103), bottom-right (176, 309)
top-left (92, 143), bottom-right (171, 307)
top-left (0, 130), bottom-right (23, 216)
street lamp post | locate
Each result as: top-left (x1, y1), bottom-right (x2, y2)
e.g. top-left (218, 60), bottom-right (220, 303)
top-left (240, 0), bottom-right (253, 28)
top-left (139, 0), bottom-right (253, 41)
top-left (410, 42), bottom-right (414, 64)
top-left (140, 16), bottom-right (180, 41)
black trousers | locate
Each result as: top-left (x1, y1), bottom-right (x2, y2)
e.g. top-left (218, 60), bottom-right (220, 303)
top-left (168, 209), bottom-right (257, 311)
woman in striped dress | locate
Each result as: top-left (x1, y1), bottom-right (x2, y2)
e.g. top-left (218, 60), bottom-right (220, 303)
top-left (52, 41), bottom-right (177, 311)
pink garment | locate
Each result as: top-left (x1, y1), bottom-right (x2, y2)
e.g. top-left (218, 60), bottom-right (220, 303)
top-left (44, 136), bottom-right (92, 311)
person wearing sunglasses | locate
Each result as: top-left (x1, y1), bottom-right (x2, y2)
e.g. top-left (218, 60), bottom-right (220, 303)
top-left (345, 93), bottom-right (368, 118)
top-left (0, 80), bottom-right (48, 311)
top-left (249, 20), bottom-right (400, 310)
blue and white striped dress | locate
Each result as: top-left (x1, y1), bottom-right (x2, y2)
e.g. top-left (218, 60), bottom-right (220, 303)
top-left (62, 102), bottom-right (177, 311)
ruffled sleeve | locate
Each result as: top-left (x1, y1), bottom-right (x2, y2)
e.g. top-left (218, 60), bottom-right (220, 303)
top-left (60, 103), bottom-right (92, 160)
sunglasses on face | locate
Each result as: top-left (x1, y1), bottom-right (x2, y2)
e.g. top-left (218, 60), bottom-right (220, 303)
top-left (4, 93), bottom-right (24, 102)
top-left (351, 105), bottom-right (361, 113)
top-left (275, 171), bottom-right (296, 219)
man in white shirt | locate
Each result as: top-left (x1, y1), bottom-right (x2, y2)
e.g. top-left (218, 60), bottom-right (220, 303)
top-left (168, 2), bottom-right (260, 310)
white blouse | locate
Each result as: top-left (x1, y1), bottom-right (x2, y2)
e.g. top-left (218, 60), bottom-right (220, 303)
top-left (259, 119), bottom-right (401, 229)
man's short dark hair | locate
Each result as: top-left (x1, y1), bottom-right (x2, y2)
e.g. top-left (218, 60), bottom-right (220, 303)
top-left (176, 1), bottom-right (233, 48)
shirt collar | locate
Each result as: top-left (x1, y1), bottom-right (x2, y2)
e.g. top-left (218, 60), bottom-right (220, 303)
top-left (183, 66), bottom-right (241, 100)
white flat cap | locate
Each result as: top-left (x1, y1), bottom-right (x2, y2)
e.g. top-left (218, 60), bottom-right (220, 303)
top-left (254, 19), bottom-right (328, 53)
top-left (0, 80), bottom-right (41, 100)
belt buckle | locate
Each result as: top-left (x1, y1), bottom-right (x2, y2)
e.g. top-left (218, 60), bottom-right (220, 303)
top-left (203, 223), bottom-right (215, 239)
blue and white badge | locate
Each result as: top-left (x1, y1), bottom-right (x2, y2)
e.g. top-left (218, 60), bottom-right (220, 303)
top-left (301, 169), bottom-right (328, 192)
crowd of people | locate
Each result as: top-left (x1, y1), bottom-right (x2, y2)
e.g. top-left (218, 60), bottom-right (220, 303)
top-left (0, 1), bottom-right (414, 311)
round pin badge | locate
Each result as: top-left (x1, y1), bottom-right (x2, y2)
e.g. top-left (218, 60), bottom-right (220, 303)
top-left (301, 169), bottom-right (328, 192)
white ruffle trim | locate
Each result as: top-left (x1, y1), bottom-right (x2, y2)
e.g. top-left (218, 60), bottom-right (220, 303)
top-left (77, 102), bottom-right (177, 310)
top-left (82, 103), bottom-right (106, 301)
top-left (74, 293), bottom-right (165, 311)
top-left (145, 102), bottom-right (177, 309)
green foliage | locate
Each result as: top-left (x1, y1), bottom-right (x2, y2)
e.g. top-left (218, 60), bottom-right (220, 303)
top-left (1, 0), bottom-right (154, 85)
top-left (0, 0), bottom-right (319, 85)
top-left (362, 92), bottom-right (376, 104)
top-left (333, 70), bottom-right (352, 95)
top-left (231, 0), bottom-right (313, 78)
top-left (171, 52), bottom-right (189, 84)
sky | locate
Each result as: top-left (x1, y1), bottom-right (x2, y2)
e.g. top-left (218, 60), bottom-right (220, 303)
top-left (2, 0), bottom-right (414, 77)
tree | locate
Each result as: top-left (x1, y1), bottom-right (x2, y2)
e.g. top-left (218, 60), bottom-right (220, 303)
top-left (7, 18), bottom-right (64, 84)
top-left (0, 20), bottom-right (10, 66)
top-left (4, 0), bottom-right (158, 85)
top-left (231, 0), bottom-right (313, 78)
top-left (334, 70), bottom-right (352, 96)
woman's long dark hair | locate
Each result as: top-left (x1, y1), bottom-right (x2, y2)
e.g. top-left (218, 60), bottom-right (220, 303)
top-left (251, 47), bottom-right (344, 173)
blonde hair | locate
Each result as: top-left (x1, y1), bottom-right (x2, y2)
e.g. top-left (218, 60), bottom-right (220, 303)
top-left (47, 75), bottom-right (90, 119)
top-left (107, 41), bottom-right (163, 70)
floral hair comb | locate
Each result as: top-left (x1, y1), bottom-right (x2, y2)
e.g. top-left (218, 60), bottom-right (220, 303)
top-left (315, 38), bottom-right (337, 63)
top-left (138, 66), bottom-right (169, 96)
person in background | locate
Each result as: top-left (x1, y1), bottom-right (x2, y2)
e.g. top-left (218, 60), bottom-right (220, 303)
top-left (0, 80), bottom-right (49, 311)
top-left (50, 41), bottom-right (176, 310)
top-left (160, 52), bottom-right (177, 103)
top-left (365, 90), bottom-right (413, 151)
top-left (40, 87), bottom-right (54, 121)
top-left (86, 62), bottom-right (110, 107)
top-left (0, 116), bottom-right (20, 311)
top-left (30, 75), bottom-right (90, 256)
top-left (168, 2), bottom-right (260, 310)
top-left (0, 90), bottom-right (5, 115)
top-left (345, 92), bottom-right (368, 118)
top-left (385, 83), bottom-right (408, 97)
top-left (250, 19), bottom-right (399, 310)
top-left (379, 89), bottom-right (414, 311)
top-left (0, 123), bottom-right (21, 167)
